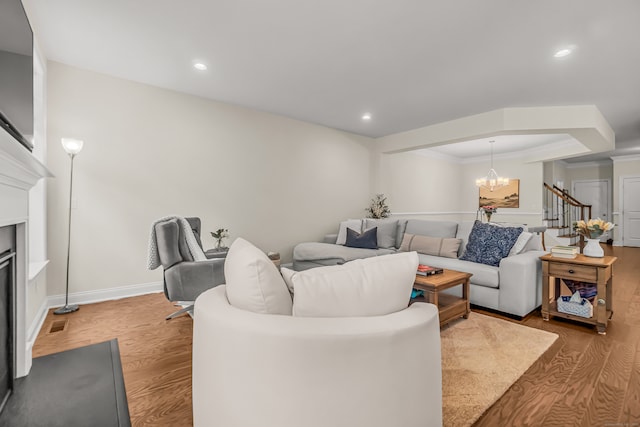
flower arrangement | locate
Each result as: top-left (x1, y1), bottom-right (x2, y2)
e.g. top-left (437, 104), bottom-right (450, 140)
top-left (210, 228), bottom-right (229, 249)
top-left (480, 205), bottom-right (498, 215)
top-left (366, 194), bottom-right (391, 219)
top-left (573, 218), bottom-right (614, 239)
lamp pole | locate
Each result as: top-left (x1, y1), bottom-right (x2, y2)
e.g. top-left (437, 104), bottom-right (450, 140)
top-left (55, 139), bottom-right (83, 315)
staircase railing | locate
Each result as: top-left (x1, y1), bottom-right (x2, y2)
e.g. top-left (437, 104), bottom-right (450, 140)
top-left (543, 183), bottom-right (592, 249)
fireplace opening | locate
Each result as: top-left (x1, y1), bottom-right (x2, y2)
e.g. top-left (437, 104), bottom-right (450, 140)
top-left (0, 225), bottom-right (15, 415)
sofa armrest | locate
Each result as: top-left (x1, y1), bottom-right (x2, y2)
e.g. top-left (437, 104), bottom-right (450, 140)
top-left (323, 233), bottom-right (338, 244)
top-left (498, 250), bottom-right (547, 317)
top-left (164, 258), bottom-right (225, 301)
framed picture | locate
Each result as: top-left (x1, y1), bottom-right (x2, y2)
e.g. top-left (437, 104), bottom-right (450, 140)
top-left (479, 179), bottom-right (520, 208)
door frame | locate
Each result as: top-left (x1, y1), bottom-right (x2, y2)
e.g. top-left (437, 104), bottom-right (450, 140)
top-left (572, 178), bottom-right (612, 241)
top-left (617, 174), bottom-right (640, 247)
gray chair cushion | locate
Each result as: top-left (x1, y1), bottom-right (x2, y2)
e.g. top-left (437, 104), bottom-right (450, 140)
top-left (155, 219), bottom-right (183, 268)
top-left (405, 220), bottom-right (458, 238)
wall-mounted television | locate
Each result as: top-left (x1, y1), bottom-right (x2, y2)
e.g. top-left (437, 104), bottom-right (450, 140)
top-left (0, 0), bottom-right (34, 152)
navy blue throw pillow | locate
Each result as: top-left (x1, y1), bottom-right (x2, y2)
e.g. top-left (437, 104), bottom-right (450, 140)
top-left (460, 221), bottom-right (523, 267)
top-left (345, 227), bottom-right (378, 249)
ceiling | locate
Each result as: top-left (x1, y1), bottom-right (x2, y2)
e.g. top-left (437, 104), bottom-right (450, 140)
top-left (415, 134), bottom-right (581, 162)
top-left (23, 0), bottom-right (640, 162)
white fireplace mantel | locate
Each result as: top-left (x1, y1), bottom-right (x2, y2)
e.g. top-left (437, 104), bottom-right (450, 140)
top-left (0, 128), bottom-right (52, 377)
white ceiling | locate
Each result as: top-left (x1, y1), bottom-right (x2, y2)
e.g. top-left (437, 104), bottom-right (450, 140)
top-left (23, 0), bottom-right (640, 161)
top-left (415, 134), bottom-right (580, 162)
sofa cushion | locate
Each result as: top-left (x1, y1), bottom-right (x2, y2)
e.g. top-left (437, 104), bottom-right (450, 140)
top-left (293, 242), bottom-right (396, 264)
top-left (509, 231), bottom-right (533, 256)
top-left (396, 219), bottom-right (408, 248)
top-left (345, 227), bottom-right (378, 249)
top-left (224, 238), bottom-right (293, 315)
top-left (460, 221), bottom-right (523, 267)
top-left (405, 220), bottom-right (458, 238)
top-left (417, 254), bottom-right (500, 289)
top-left (291, 252), bottom-right (419, 317)
top-left (364, 218), bottom-right (399, 249)
top-left (400, 233), bottom-right (461, 259)
top-left (336, 219), bottom-right (363, 245)
top-left (455, 221), bottom-right (475, 257)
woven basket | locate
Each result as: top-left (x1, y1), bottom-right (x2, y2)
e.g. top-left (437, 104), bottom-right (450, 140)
top-left (557, 295), bottom-right (593, 318)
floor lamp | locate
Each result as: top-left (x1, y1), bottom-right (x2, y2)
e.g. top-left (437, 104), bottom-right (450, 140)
top-left (54, 138), bottom-right (83, 315)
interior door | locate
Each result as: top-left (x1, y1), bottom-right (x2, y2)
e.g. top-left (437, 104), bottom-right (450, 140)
top-left (623, 176), bottom-right (640, 247)
top-left (573, 180), bottom-right (610, 241)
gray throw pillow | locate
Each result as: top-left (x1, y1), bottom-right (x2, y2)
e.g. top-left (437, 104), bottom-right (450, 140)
top-left (364, 219), bottom-right (399, 249)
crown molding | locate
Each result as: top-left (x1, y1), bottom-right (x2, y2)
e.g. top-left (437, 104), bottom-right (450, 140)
top-left (564, 159), bottom-right (613, 169)
top-left (611, 154), bottom-right (640, 163)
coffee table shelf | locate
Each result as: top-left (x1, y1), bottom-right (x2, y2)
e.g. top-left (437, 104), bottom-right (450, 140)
top-left (412, 269), bottom-right (472, 326)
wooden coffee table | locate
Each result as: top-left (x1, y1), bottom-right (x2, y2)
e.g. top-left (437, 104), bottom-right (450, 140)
top-left (413, 269), bottom-right (472, 326)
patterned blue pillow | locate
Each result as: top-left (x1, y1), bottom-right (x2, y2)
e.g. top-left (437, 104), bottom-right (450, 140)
top-left (460, 221), bottom-right (523, 267)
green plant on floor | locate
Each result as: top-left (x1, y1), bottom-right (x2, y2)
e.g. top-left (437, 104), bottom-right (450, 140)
top-left (366, 194), bottom-right (391, 219)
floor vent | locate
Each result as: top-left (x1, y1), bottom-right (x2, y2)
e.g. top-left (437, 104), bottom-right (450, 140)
top-left (49, 319), bottom-right (68, 333)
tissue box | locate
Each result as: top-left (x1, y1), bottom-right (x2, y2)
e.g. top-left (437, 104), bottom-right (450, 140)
top-left (557, 294), bottom-right (593, 318)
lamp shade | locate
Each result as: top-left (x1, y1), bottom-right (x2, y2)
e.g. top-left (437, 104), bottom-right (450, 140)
top-left (61, 138), bottom-right (84, 155)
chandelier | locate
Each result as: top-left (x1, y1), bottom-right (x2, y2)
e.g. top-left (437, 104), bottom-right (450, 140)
top-left (475, 140), bottom-right (509, 192)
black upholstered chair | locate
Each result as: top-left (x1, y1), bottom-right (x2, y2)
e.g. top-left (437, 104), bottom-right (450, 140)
top-left (153, 217), bottom-right (225, 319)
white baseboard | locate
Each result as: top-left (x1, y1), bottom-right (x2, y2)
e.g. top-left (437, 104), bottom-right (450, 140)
top-left (613, 240), bottom-right (623, 247)
top-left (48, 281), bottom-right (163, 308)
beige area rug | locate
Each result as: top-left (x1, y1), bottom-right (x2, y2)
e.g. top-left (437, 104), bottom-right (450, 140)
top-left (441, 312), bottom-right (558, 427)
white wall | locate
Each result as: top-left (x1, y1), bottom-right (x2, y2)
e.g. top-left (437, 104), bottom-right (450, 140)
top-left (46, 62), bottom-right (374, 296)
top-left (379, 150), bottom-right (544, 226)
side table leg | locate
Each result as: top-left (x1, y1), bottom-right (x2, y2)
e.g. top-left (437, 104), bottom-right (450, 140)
top-left (463, 278), bottom-right (470, 319)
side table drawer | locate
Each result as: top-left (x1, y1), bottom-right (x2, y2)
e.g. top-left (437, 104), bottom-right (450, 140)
top-left (549, 263), bottom-right (597, 282)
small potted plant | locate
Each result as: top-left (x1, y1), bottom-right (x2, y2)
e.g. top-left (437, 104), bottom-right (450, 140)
top-left (366, 194), bottom-right (391, 219)
top-left (210, 228), bottom-right (229, 250)
top-left (480, 205), bottom-right (497, 222)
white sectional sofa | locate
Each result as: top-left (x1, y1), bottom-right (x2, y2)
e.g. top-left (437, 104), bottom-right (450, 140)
top-left (293, 218), bottom-right (547, 317)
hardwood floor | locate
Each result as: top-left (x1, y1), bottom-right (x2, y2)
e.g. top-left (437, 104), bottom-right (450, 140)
top-left (32, 293), bottom-right (194, 426)
top-left (32, 245), bottom-right (640, 426)
top-left (475, 245), bottom-right (640, 426)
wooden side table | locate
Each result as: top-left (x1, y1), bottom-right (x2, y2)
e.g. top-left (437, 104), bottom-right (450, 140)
top-left (540, 253), bottom-right (617, 334)
top-left (413, 269), bottom-right (472, 326)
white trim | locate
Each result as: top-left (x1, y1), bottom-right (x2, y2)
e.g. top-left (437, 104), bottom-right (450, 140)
top-left (565, 159), bottom-right (613, 169)
top-left (572, 179), bottom-right (612, 235)
top-left (28, 259), bottom-right (49, 281)
top-left (392, 211), bottom-right (541, 216)
top-left (611, 154), bottom-right (640, 163)
top-left (618, 174), bottom-right (640, 247)
top-left (613, 240), bottom-right (623, 247)
top-left (48, 281), bottom-right (163, 308)
top-left (26, 297), bottom-right (48, 352)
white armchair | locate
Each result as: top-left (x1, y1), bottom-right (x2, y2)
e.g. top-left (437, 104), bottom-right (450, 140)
top-left (193, 285), bottom-right (443, 427)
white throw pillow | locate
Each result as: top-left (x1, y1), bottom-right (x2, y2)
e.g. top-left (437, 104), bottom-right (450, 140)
top-left (291, 252), bottom-right (419, 317)
top-left (509, 231), bottom-right (533, 256)
top-left (336, 219), bottom-right (363, 245)
top-left (224, 238), bottom-right (293, 315)
top-left (281, 267), bottom-right (296, 295)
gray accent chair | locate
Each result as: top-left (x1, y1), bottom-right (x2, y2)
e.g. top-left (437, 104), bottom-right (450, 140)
top-left (154, 217), bottom-right (226, 319)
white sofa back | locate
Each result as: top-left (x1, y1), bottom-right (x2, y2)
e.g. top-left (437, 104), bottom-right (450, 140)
top-left (193, 285), bottom-right (443, 427)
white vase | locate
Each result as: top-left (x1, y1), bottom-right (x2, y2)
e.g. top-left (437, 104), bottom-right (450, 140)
top-left (583, 238), bottom-right (604, 258)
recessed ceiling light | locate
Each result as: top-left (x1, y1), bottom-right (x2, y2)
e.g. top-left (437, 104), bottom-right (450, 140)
top-left (554, 47), bottom-right (573, 58)
top-left (362, 113), bottom-right (372, 121)
top-left (193, 62), bottom-right (207, 71)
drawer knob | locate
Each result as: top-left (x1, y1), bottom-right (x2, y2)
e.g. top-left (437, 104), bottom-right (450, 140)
top-left (568, 269), bottom-right (575, 274)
